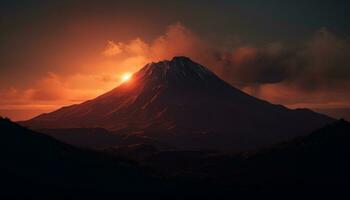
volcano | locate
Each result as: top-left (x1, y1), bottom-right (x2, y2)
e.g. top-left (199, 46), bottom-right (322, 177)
top-left (21, 56), bottom-right (333, 149)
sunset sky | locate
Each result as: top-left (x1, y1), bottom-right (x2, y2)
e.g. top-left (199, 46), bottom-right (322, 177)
top-left (1, 0), bottom-right (350, 120)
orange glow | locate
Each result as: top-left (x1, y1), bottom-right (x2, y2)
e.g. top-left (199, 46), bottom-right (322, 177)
top-left (121, 73), bottom-right (132, 82)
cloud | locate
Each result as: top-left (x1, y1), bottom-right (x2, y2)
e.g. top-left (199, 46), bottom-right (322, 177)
top-left (0, 72), bottom-right (120, 109)
top-left (242, 82), bottom-right (350, 109)
top-left (293, 28), bottom-right (350, 89)
top-left (149, 22), bottom-right (208, 61)
top-left (125, 38), bottom-right (149, 55)
top-left (177, 27), bottom-right (350, 108)
top-left (212, 44), bottom-right (294, 86)
top-left (29, 72), bottom-right (66, 101)
top-left (102, 40), bottom-right (123, 56)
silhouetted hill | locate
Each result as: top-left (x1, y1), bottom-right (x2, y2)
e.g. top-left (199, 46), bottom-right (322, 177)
top-left (108, 120), bottom-right (350, 191)
top-left (21, 56), bottom-right (334, 150)
top-left (237, 119), bottom-right (350, 186)
top-left (0, 117), bottom-right (167, 198)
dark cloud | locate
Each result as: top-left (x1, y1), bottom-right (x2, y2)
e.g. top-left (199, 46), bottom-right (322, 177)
top-left (213, 44), bottom-right (294, 86)
top-left (209, 28), bottom-right (350, 94)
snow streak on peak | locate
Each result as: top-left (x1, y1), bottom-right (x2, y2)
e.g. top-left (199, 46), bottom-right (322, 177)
top-left (135, 56), bottom-right (217, 85)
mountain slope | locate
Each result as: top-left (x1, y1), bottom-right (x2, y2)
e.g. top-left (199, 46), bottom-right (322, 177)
top-left (21, 56), bottom-right (334, 150)
top-left (0, 117), bottom-right (166, 197)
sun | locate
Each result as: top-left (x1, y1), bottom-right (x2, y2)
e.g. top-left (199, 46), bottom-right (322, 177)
top-left (121, 72), bottom-right (132, 82)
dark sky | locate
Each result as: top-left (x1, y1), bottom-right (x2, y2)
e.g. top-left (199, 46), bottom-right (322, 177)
top-left (1, 0), bottom-right (350, 120)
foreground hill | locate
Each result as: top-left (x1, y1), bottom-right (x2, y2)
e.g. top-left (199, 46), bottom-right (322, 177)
top-left (21, 56), bottom-right (333, 150)
top-left (109, 119), bottom-right (350, 190)
top-left (0, 117), bottom-right (167, 198)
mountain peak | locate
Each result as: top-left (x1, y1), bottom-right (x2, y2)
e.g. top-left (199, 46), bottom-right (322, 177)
top-left (145, 56), bottom-right (200, 69)
top-left (171, 56), bottom-right (192, 62)
top-left (136, 56), bottom-right (216, 86)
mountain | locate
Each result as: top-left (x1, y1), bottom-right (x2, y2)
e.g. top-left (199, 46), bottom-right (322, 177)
top-left (0, 117), bottom-right (167, 198)
top-left (21, 56), bottom-right (334, 150)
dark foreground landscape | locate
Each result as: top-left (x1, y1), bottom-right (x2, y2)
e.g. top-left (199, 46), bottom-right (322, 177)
top-left (2, 117), bottom-right (350, 198)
